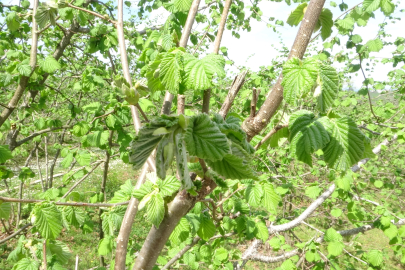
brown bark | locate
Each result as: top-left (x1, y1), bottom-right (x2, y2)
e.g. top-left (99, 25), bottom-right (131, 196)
top-left (218, 70), bottom-right (248, 118)
top-left (177, 95), bottom-right (186, 114)
top-left (242, 0), bottom-right (326, 139)
top-left (161, 91), bottom-right (175, 115)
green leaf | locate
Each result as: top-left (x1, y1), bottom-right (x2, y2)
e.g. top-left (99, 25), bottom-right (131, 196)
top-left (365, 38), bottom-right (384, 52)
top-left (197, 214), bottom-right (216, 240)
top-left (184, 114), bottom-right (230, 161)
top-left (62, 206), bottom-right (86, 228)
top-left (0, 73), bottom-right (13, 87)
top-left (158, 175), bottom-right (181, 197)
top-left (374, 180), bottom-right (383, 188)
top-left (319, 9), bottom-right (333, 40)
top-left (351, 34), bottom-right (363, 44)
top-left (200, 245), bottom-right (212, 261)
top-left (0, 145), bottom-right (13, 163)
top-left (214, 247), bottom-right (228, 262)
top-left (269, 126), bottom-right (289, 148)
top-left (173, 0), bottom-right (193, 12)
top-left (158, 34), bottom-right (175, 51)
top-left (206, 154), bottom-right (257, 180)
top-left (336, 17), bottom-right (354, 30)
top-left (47, 241), bottom-right (72, 265)
top-left (380, 0), bottom-right (395, 16)
top-left (288, 111), bottom-right (330, 166)
top-left (33, 203), bottom-right (63, 239)
top-left (147, 193), bottom-right (165, 228)
top-left (320, 117), bottom-right (365, 171)
top-left (306, 249), bottom-right (321, 262)
top-left (61, 152), bottom-right (74, 168)
top-left (0, 202), bottom-right (11, 219)
top-left (363, 0), bottom-right (381, 13)
top-left (286, 3), bottom-right (307, 26)
top-left (331, 208), bottom-right (342, 217)
top-left (317, 63), bottom-right (339, 113)
top-left (327, 241), bottom-right (344, 256)
top-left (40, 56), bottom-right (61, 73)
top-left (262, 183), bottom-right (280, 212)
top-left (282, 58), bottom-right (318, 105)
top-left (335, 175), bottom-right (352, 191)
top-left (184, 53), bottom-right (225, 91)
top-left (367, 250), bottom-right (383, 267)
top-left (169, 217), bottom-right (190, 245)
top-left (255, 221), bottom-right (269, 241)
top-left (132, 181), bottom-right (153, 200)
top-left (159, 49), bottom-right (184, 93)
top-left (324, 228), bottom-right (342, 242)
top-left (13, 258), bottom-right (40, 270)
top-left (383, 224), bottom-right (398, 239)
top-left (36, 3), bottom-right (58, 28)
top-left (98, 236), bottom-right (113, 256)
top-left (129, 125), bottom-right (165, 170)
top-left (75, 150), bottom-right (91, 166)
top-left (72, 122), bottom-right (90, 137)
top-left (34, 118), bottom-right (47, 130)
top-left (19, 167), bottom-right (35, 181)
top-left (305, 185), bottom-right (322, 199)
top-left (87, 131), bottom-right (110, 147)
top-left (6, 12), bottom-right (20, 32)
top-left (245, 184), bottom-right (263, 207)
top-left (17, 64), bottom-right (31, 76)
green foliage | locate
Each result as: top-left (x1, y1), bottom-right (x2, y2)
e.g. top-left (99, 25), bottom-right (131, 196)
top-left (0, 145), bottom-right (12, 163)
top-left (288, 110), bottom-right (330, 166)
top-left (282, 58), bottom-right (318, 105)
top-left (32, 203), bottom-right (63, 239)
top-left (184, 113), bottom-right (230, 161)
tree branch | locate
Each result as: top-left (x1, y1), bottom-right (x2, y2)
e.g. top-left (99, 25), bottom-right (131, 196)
top-left (0, 223), bottom-right (32, 245)
top-left (67, 3), bottom-right (117, 25)
top-left (242, 0), bottom-right (326, 139)
top-left (219, 70), bottom-right (248, 119)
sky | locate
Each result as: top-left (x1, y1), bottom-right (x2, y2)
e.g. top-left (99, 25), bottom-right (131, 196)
top-left (2, 0), bottom-right (404, 89)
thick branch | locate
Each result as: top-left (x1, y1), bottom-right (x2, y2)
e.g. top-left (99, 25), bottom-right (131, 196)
top-left (268, 184), bottom-right (336, 234)
top-left (242, 0), bottom-right (326, 139)
top-left (219, 70), bottom-right (248, 118)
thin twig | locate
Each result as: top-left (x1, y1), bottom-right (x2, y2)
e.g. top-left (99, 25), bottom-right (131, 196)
top-left (67, 3), bottom-right (116, 24)
top-left (0, 223), bottom-right (32, 244)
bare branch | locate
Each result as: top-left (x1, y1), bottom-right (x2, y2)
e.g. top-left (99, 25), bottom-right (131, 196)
top-left (0, 223), bottom-right (32, 245)
top-left (61, 161), bottom-right (104, 199)
top-left (67, 3), bottom-right (117, 25)
top-left (219, 70), bottom-right (248, 118)
top-left (254, 124), bottom-right (288, 150)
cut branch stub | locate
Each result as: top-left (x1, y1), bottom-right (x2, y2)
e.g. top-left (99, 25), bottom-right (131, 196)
top-left (242, 0), bottom-right (326, 140)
